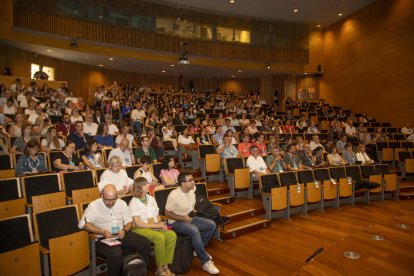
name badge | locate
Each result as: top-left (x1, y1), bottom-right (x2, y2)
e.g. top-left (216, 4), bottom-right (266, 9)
top-left (111, 226), bottom-right (120, 234)
top-left (314, 180), bottom-right (319, 188)
top-left (330, 178), bottom-right (337, 185)
top-left (69, 161), bottom-right (75, 166)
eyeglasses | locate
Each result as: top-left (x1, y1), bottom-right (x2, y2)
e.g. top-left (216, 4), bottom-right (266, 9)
top-left (103, 197), bottom-right (117, 203)
top-left (185, 179), bottom-right (195, 183)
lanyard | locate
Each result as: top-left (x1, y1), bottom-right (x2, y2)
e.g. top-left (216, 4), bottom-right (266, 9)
top-left (28, 156), bottom-right (39, 170)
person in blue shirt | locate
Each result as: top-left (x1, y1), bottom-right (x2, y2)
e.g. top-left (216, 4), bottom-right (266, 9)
top-left (68, 121), bottom-right (91, 150)
top-left (15, 139), bottom-right (48, 176)
top-left (94, 122), bottom-right (115, 148)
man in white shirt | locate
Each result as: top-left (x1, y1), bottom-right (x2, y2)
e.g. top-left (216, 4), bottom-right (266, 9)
top-left (9, 78), bottom-right (24, 93)
top-left (221, 118), bottom-right (236, 135)
top-left (83, 113), bottom-right (98, 136)
top-left (165, 172), bottom-right (220, 275)
top-left (108, 139), bottom-right (135, 167)
top-left (402, 123), bottom-right (413, 135)
top-left (115, 125), bottom-right (137, 148)
top-left (130, 101), bottom-right (146, 137)
top-left (309, 135), bottom-right (325, 152)
top-left (246, 145), bottom-right (270, 180)
top-left (79, 184), bottom-right (151, 276)
top-left (27, 104), bottom-right (48, 124)
top-left (229, 112), bottom-right (240, 127)
top-left (105, 114), bottom-right (120, 135)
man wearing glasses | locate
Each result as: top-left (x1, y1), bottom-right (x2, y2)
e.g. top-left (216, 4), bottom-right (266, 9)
top-left (165, 172), bottom-right (220, 274)
top-left (79, 184), bottom-right (151, 276)
top-left (134, 136), bottom-right (157, 164)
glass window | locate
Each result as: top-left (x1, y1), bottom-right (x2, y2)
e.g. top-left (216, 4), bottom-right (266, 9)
top-left (156, 18), bottom-right (176, 36)
top-left (216, 27), bottom-right (233, 42)
top-left (199, 25), bottom-right (213, 40)
top-left (234, 30), bottom-right (250, 43)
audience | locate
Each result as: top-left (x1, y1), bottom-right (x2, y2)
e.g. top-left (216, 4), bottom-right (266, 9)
top-left (177, 126), bottom-right (200, 170)
top-left (15, 139), bottom-right (48, 176)
top-left (283, 144), bottom-right (303, 171)
top-left (237, 133), bottom-right (252, 158)
top-left (98, 156), bottom-right (134, 194)
top-left (342, 142), bottom-right (357, 165)
top-left (81, 140), bottom-right (105, 170)
top-left (68, 121), bottom-right (90, 150)
top-left (327, 145), bottom-right (345, 166)
top-left (266, 147), bottom-right (284, 173)
top-left (10, 123), bottom-right (33, 153)
top-left (53, 140), bottom-right (85, 172)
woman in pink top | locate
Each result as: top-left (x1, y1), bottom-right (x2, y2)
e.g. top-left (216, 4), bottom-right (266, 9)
top-left (159, 155), bottom-right (180, 187)
top-left (238, 134), bottom-right (252, 158)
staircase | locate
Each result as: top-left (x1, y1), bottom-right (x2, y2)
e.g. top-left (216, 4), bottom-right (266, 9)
top-left (399, 181), bottom-right (414, 200)
top-left (205, 182), bottom-right (271, 241)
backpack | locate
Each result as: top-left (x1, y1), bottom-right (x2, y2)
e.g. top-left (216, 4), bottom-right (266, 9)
top-left (168, 235), bottom-right (193, 274)
top-left (122, 253), bottom-right (146, 276)
top-left (194, 194), bottom-right (229, 226)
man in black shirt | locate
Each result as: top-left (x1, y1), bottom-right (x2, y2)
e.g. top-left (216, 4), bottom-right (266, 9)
top-left (33, 65), bottom-right (49, 80)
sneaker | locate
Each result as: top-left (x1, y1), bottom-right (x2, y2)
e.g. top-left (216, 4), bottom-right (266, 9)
top-left (202, 260), bottom-right (220, 275)
top-left (193, 250), bottom-right (212, 259)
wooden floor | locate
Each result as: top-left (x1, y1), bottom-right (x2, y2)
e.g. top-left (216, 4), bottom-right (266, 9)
top-left (179, 199), bottom-right (414, 276)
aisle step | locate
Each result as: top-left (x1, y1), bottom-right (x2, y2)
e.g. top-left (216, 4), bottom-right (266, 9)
top-left (399, 185), bottom-right (414, 200)
top-left (209, 193), bottom-right (234, 205)
top-left (220, 216), bottom-right (271, 240)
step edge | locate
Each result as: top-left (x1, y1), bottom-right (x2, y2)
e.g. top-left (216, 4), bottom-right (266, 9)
top-left (222, 219), bottom-right (271, 233)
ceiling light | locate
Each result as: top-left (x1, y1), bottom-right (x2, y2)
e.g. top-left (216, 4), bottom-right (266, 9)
top-left (231, 75), bottom-right (235, 78)
top-left (170, 64), bottom-right (175, 67)
top-left (99, 64), bottom-right (104, 67)
top-left (338, 13), bottom-right (343, 16)
top-left (304, 73), bottom-right (308, 75)
top-left (109, 57), bottom-right (114, 61)
top-left (162, 70), bottom-right (166, 73)
top-left (293, 9), bottom-right (299, 13)
top-left (316, 24), bottom-right (321, 28)
top-left (47, 49), bottom-right (52, 52)
top-left (238, 69), bottom-right (242, 73)
top-left (266, 64), bottom-right (271, 69)
top-left (229, 0), bottom-right (235, 3)
top-left (178, 55), bottom-right (190, 65)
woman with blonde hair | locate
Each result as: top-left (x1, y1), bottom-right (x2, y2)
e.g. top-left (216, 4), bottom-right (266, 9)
top-left (129, 177), bottom-right (177, 276)
top-left (356, 144), bottom-right (374, 165)
top-left (40, 127), bottom-right (65, 152)
top-left (98, 156), bottom-right (133, 194)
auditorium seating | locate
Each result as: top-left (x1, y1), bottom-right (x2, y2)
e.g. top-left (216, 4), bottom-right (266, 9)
top-left (0, 178), bottom-right (25, 219)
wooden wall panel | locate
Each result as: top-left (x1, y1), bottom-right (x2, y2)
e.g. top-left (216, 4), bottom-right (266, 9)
top-left (320, 0), bottom-right (414, 126)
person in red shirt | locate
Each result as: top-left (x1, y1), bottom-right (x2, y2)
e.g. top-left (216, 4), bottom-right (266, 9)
top-left (56, 113), bottom-right (75, 136)
top-left (237, 134), bottom-right (252, 158)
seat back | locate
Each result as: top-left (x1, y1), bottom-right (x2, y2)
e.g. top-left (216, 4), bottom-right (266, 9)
top-left (95, 168), bottom-right (107, 183)
top-left (384, 174), bottom-right (397, 192)
top-left (125, 165), bottom-right (140, 179)
top-left (72, 187), bottom-right (100, 208)
top-left (360, 165), bottom-right (377, 180)
top-left (296, 170), bottom-right (315, 183)
top-left (154, 187), bottom-right (176, 216)
top-left (278, 172), bottom-right (298, 186)
top-left (398, 151), bottom-right (412, 162)
top-left (33, 205), bottom-right (80, 250)
top-left (0, 154), bottom-right (14, 179)
top-left (329, 165), bottom-right (345, 179)
top-left (0, 178), bottom-right (21, 202)
top-left (406, 159), bottom-right (414, 174)
top-left (120, 194), bottom-right (133, 205)
top-left (313, 168), bottom-right (331, 181)
top-left (32, 191), bottom-right (67, 213)
top-left (48, 151), bottom-right (63, 172)
top-left (375, 164), bottom-right (390, 175)
top-left (0, 214), bottom-right (33, 254)
top-left (260, 174), bottom-right (280, 193)
top-left (205, 154), bottom-right (221, 172)
top-left (234, 168), bottom-right (251, 189)
top-left (297, 170), bottom-right (321, 203)
top-left (401, 141), bottom-right (414, 149)
top-left (22, 173), bottom-right (61, 204)
top-left (198, 145), bottom-right (216, 159)
top-left (224, 157), bottom-right (244, 174)
top-left (345, 166), bottom-right (362, 182)
top-left (195, 183), bottom-right (208, 198)
top-left (151, 163), bottom-right (163, 182)
top-left (62, 170), bottom-right (95, 198)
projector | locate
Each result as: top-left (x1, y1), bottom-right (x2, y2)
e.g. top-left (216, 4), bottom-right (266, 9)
top-left (178, 57), bottom-right (190, 65)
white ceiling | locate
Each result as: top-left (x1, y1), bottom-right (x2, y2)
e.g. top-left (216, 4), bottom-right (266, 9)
top-left (145, 0), bottom-right (375, 26)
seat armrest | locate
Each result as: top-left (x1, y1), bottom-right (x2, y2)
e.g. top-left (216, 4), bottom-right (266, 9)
top-left (40, 246), bottom-right (50, 255)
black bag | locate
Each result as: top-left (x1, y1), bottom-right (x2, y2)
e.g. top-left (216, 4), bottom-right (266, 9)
top-left (122, 253), bottom-right (146, 276)
top-left (194, 194), bottom-right (229, 226)
top-left (168, 235), bottom-right (193, 274)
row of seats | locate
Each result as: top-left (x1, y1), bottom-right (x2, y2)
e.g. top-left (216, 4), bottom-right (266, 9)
top-left (0, 182), bottom-right (211, 275)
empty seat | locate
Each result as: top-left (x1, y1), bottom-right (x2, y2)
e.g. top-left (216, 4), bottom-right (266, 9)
top-left (345, 166), bottom-right (369, 203)
top-left (0, 214), bottom-right (41, 275)
top-left (125, 165), bottom-right (140, 179)
top-left (313, 168), bottom-right (339, 208)
top-left (0, 154), bottom-right (14, 179)
top-left (61, 170), bottom-right (95, 200)
top-left (297, 170), bottom-right (323, 212)
top-left (0, 178), bottom-right (25, 219)
top-left (154, 187), bottom-right (176, 217)
top-left (329, 167), bottom-right (353, 203)
top-left (33, 205), bottom-right (89, 276)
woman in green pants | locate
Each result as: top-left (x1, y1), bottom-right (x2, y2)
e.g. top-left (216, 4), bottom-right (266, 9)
top-left (129, 177), bottom-right (177, 276)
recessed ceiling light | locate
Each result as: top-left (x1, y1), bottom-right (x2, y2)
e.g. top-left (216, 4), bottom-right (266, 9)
top-left (316, 24), bottom-right (321, 28)
top-left (46, 49), bottom-right (52, 52)
top-left (304, 72), bottom-right (308, 75)
top-left (162, 70), bottom-right (166, 73)
top-left (231, 75), bottom-right (235, 78)
top-left (109, 57), bottom-right (114, 61)
top-left (238, 69), bottom-right (242, 73)
top-left (170, 64), bottom-right (175, 67)
top-left (293, 9), bottom-right (299, 13)
top-left (99, 64), bottom-right (104, 67)
top-left (338, 13), bottom-right (343, 17)
top-left (229, 0), bottom-right (235, 3)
